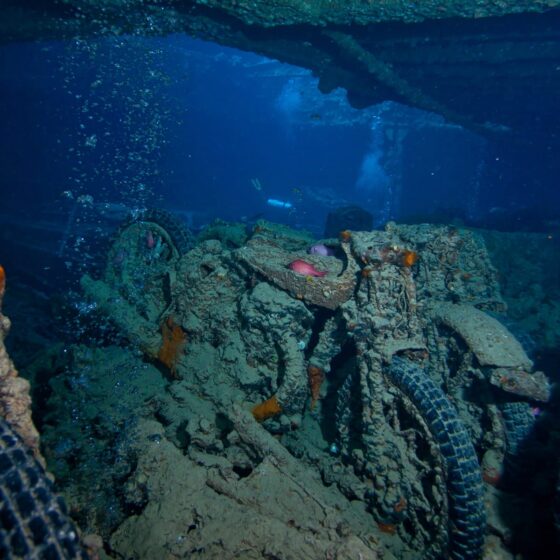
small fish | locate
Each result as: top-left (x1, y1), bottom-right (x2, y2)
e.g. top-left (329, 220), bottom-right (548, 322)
top-left (308, 244), bottom-right (335, 257)
top-left (146, 230), bottom-right (155, 249)
top-left (288, 259), bottom-right (327, 277)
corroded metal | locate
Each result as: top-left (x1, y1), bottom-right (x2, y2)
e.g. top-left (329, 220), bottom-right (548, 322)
top-left (432, 302), bottom-right (533, 369)
top-left (489, 368), bottom-right (550, 402)
top-left (1, 2), bottom-right (559, 135)
top-left (80, 215), bottom-right (551, 560)
top-left (238, 236), bottom-right (359, 310)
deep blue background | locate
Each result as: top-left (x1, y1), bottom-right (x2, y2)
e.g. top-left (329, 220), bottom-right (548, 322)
top-left (0, 34), bottom-right (559, 242)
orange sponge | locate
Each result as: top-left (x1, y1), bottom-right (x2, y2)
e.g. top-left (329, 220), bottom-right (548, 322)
top-left (401, 250), bottom-right (419, 267)
top-left (252, 395), bottom-right (282, 422)
top-left (308, 365), bottom-right (325, 410)
top-left (158, 316), bottom-right (186, 378)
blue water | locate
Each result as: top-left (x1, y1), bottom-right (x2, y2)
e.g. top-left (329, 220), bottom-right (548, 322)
top-left (2, 35), bottom-right (558, 242)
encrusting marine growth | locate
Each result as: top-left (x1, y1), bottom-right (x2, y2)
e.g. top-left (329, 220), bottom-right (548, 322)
top-left (77, 214), bottom-right (553, 559)
top-left (307, 365), bottom-right (324, 410)
top-left (400, 249), bottom-right (418, 267)
top-left (158, 316), bottom-right (187, 378)
top-left (0, 265), bottom-right (44, 464)
top-left (252, 394), bottom-right (282, 422)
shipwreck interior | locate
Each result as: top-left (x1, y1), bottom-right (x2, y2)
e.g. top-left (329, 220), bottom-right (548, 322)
top-left (1, 2), bottom-right (560, 560)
